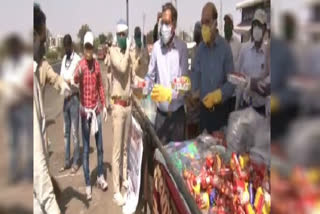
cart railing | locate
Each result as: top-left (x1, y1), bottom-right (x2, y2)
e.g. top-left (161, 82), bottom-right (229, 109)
top-left (131, 97), bottom-right (202, 214)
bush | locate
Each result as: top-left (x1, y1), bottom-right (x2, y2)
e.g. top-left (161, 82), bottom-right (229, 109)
top-left (46, 50), bottom-right (58, 61)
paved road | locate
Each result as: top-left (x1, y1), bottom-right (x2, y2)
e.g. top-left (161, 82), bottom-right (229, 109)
top-left (45, 60), bottom-right (124, 214)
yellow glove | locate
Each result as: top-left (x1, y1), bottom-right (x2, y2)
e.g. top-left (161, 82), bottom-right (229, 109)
top-left (270, 95), bottom-right (280, 113)
top-left (202, 89), bottom-right (222, 109)
top-left (151, 84), bottom-right (172, 103)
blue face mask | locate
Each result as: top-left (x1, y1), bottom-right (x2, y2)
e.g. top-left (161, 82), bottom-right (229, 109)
top-left (160, 24), bottom-right (173, 45)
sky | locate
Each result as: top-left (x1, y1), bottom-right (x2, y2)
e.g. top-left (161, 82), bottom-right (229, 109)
top-left (0, 0), bottom-right (309, 43)
top-left (37, 0), bottom-right (242, 41)
top-left (0, 0), bottom-right (32, 42)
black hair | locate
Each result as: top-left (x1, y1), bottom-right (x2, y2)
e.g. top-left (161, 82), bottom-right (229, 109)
top-left (63, 34), bottom-right (73, 47)
top-left (203, 2), bottom-right (218, 21)
top-left (162, 2), bottom-right (177, 26)
top-left (34, 3), bottom-right (46, 34)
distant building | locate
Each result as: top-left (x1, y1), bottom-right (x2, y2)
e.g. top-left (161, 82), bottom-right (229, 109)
top-left (306, 0), bottom-right (320, 36)
top-left (48, 34), bottom-right (64, 51)
top-left (234, 0), bottom-right (270, 42)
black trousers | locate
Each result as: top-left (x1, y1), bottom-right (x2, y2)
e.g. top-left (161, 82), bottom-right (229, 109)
top-left (200, 98), bottom-right (235, 133)
top-left (155, 106), bottom-right (186, 145)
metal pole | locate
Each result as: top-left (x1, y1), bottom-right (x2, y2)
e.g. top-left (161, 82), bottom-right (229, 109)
top-left (126, 0), bottom-right (129, 35)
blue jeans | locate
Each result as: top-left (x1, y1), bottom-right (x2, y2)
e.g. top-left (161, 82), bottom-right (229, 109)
top-left (81, 113), bottom-right (104, 186)
top-left (63, 95), bottom-right (80, 167)
top-left (9, 101), bottom-right (33, 181)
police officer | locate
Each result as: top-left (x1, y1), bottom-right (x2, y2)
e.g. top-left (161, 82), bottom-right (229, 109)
top-left (108, 19), bottom-right (133, 206)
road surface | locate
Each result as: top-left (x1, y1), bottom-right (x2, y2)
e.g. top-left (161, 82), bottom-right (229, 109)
top-left (44, 60), bottom-right (124, 214)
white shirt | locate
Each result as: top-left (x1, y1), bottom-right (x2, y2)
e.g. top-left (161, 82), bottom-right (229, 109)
top-left (145, 36), bottom-right (188, 112)
top-left (238, 41), bottom-right (267, 107)
top-left (2, 54), bottom-right (33, 90)
top-left (60, 51), bottom-right (81, 93)
top-left (228, 35), bottom-right (241, 67)
top-left (60, 51), bottom-right (81, 80)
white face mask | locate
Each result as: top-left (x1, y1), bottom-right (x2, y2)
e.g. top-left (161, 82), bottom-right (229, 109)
top-left (253, 26), bottom-right (263, 42)
top-left (160, 24), bottom-right (173, 45)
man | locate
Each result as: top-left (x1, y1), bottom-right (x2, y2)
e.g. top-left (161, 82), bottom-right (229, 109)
top-left (145, 2), bottom-right (189, 143)
top-left (131, 26), bottom-right (149, 79)
top-left (108, 19), bottom-right (132, 206)
top-left (192, 2), bottom-right (235, 133)
top-left (224, 14), bottom-right (241, 113)
top-left (33, 4), bottom-right (70, 214)
top-left (0, 35), bottom-right (33, 184)
top-left (59, 34), bottom-right (81, 174)
top-left (73, 31), bottom-right (108, 200)
top-left (238, 9), bottom-right (268, 115)
top-left (224, 14), bottom-right (241, 67)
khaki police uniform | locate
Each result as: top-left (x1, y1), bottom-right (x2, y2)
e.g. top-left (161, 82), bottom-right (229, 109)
top-left (109, 46), bottom-right (133, 193)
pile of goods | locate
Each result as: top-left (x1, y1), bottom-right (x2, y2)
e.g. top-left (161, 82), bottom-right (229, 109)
top-left (272, 165), bottom-right (320, 214)
top-left (166, 132), bottom-right (270, 214)
top-left (182, 152), bottom-right (270, 214)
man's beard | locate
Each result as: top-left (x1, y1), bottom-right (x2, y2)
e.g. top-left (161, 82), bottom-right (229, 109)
top-left (66, 51), bottom-right (72, 59)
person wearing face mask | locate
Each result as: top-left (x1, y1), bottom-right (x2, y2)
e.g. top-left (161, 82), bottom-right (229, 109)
top-left (71, 31), bottom-right (108, 200)
top-left (224, 14), bottom-right (241, 67)
top-left (33, 4), bottom-right (70, 214)
top-left (131, 26), bottom-right (149, 79)
top-left (59, 34), bottom-right (81, 174)
top-left (191, 2), bottom-right (235, 133)
top-left (108, 19), bottom-right (133, 206)
top-left (145, 2), bottom-right (189, 143)
top-left (238, 9), bottom-right (268, 115)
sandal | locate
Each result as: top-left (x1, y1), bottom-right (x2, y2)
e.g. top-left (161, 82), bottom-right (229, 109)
top-left (59, 164), bottom-right (70, 173)
top-left (71, 165), bottom-right (79, 174)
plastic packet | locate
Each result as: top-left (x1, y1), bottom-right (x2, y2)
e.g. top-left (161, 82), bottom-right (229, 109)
top-left (140, 94), bottom-right (157, 125)
top-left (226, 107), bottom-right (265, 154)
top-left (227, 72), bottom-right (248, 89)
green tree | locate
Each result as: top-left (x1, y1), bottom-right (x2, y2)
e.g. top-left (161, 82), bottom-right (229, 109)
top-left (98, 33), bottom-right (107, 45)
top-left (77, 24), bottom-right (91, 48)
top-left (94, 38), bottom-right (100, 51)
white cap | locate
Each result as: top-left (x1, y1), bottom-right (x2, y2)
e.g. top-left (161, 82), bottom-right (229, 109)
top-left (224, 14), bottom-right (233, 23)
top-left (83, 31), bottom-right (94, 46)
top-left (253, 9), bottom-right (267, 25)
top-left (116, 19), bottom-right (128, 33)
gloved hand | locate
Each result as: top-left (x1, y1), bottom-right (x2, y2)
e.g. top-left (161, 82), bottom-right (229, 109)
top-left (60, 81), bottom-right (71, 97)
top-left (202, 89), bottom-right (222, 109)
top-left (270, 95), bottom-right (280, 113)
top-left (151, 84), bottom-right (172, 103)
top-left (103, 107), bottom-right (108, 122)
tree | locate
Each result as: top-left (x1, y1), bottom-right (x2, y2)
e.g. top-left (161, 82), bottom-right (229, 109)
top-left (93, 38), bottom-right (100, 51)
top-left (98, 33), bottom-right (107, 45)
top-left (77, 24), bottom-right (91, 48)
